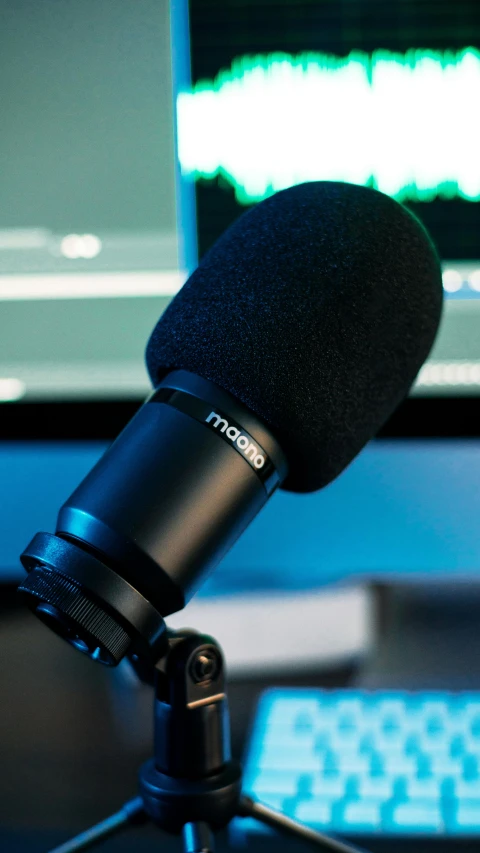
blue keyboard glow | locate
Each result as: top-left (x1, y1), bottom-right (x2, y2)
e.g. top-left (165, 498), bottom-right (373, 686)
top-left (239, 689), bottom-right (480, 838)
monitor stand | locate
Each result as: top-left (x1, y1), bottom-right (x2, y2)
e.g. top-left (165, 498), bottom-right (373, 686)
top-left (356, 581), bottom-right (480, 691)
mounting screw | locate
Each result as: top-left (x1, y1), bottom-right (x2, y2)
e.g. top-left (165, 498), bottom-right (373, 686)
top-left (190, 648), bottom-right (221, 684)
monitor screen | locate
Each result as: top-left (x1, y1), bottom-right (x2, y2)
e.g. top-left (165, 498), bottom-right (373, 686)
top-left (0, 0), bottom-right (195, 402)
top-left (187, 0), bottom-right (480, 397)
top-left (1, 0), bottom-right (479, 408)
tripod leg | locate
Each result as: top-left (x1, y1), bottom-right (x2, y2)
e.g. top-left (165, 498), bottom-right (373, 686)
top-left (47, 797), bottom-right (147, 853)
top-left (238, 796), bottom-right (371, 853)
top-left (183, 822), bottom-right (215, 853)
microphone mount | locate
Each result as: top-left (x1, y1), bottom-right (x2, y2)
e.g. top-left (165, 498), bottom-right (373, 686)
top-left (46, 628), bottom-right (370, 853)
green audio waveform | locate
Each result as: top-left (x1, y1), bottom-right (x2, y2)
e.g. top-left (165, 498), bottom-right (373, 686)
top-left (177, 48), bottom-right (480, 204)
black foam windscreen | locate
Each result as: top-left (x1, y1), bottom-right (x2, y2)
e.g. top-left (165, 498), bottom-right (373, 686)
top-left (146, 181), bottom-right (443, 492)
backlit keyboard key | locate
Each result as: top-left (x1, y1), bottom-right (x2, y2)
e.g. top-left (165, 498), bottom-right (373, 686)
top-left (341, 801), bottom-right (383, 830)
top-left (383, 754), bottom-right (418, 775)
top-left (357, 776), bottom-right (394, 800)
top-left (453, 778), bottom-right (480, 798)
top-left (311, 775), bottom-right (349, 798)
top-left (328, 730), bottom-right (362, 751)
top-left (389, 801), bottom-right (443, 833)
top-left (447, 800), bottom-right (480, 832)
top-left (337, 754), bottom-right (371, 774)
top-left (253, 771), bottom-right (300, 796)
top-left (430, 755), bottom-right (464, 777)
top-left (258, 752), bottom-right (319, 771)
top-left (294, 799), bottom-right (332, 826)
top-left (405, 776), bottom-right (441, 800)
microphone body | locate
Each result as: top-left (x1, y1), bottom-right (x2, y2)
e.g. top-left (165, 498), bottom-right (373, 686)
top-left (19, 371), bottom-right (286, 664)
top-left (56, 370), bottom-right (286, 614)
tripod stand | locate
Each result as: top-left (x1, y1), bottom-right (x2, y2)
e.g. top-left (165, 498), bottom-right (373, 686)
top-left (48, 629), bottom-right (367, 853)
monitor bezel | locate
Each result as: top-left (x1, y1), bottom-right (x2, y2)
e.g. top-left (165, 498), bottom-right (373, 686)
top-left (0, 395), bottom-right (479, 441)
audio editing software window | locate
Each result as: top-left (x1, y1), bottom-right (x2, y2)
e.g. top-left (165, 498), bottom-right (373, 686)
top-left (0, 0), bottom-right (194, 402)
top-left (187, 0), bottom-right (480, 397)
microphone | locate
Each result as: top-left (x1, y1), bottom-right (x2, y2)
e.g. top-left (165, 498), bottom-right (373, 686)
top-left (18, 181), bottom-right (443, 667)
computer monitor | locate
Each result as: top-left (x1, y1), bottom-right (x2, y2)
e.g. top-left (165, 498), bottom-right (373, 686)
top-left (2, 0), bottom-right (479, 406)
top-left (1, 0), bottom-right (480, 674)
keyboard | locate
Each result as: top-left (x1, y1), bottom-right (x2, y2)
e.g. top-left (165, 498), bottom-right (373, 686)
top-left (236, 688), bottom-right (480, 842)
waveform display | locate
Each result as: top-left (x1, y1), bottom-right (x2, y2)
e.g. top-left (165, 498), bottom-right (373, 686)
top-left (177, 49), bottom-right (480, 204)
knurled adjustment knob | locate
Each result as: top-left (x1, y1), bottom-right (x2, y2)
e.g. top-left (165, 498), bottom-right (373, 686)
top-left (19, 565), bottom-right (131, 666)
